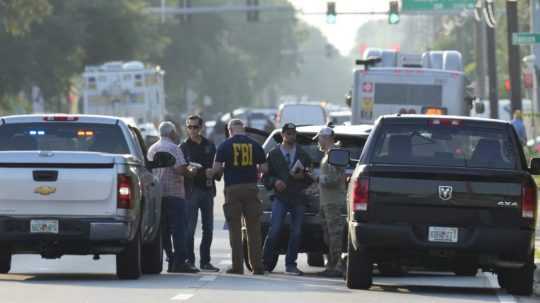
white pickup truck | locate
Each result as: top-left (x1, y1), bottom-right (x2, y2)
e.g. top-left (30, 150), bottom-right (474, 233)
top-left (0, 115), bottom-right (175, 279)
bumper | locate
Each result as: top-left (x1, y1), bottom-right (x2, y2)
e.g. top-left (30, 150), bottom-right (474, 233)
top-left (350, 222), bottom-right (535, 265)
top-left (0, 216), bottom-right (135, 255)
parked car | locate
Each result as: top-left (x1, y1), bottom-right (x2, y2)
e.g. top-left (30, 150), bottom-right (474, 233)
top-left (339, 115), bottom-right (538, 295)
top-left (0, 114), bottom-right (175, 279)
top-left (242, 124), bottom-right (372, 271)
top-left (275, 103), bottom-right (328, 128)
top-left (329, 110), bottom-right (352, 126)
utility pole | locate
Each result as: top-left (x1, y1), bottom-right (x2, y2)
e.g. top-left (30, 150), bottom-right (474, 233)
top-left (487, 23), bottom-right (499, 119)
top-left (532, 0), bottom-right (540, 114)
top-left (506, 0), bottom-right (522, 113)
top-left (475, 20), bottom-right (487, 99)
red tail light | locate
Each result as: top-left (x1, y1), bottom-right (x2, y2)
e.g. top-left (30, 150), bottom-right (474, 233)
top-left (117, 175), bottom-right (133, 209)
top-left (43, 116), bottom-right (79, 122)
top-left (522, 183), bottom-right (537, 219)
top-left (352, 177), bottom-right (369, 211)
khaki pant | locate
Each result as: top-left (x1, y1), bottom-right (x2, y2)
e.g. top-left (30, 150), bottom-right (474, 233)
top-left (320, 202), bottom-right (345, 271)
top-left (223, 183), bottom-right (264, 272)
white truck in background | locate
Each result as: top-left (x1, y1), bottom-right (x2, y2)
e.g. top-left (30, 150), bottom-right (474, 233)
top-left (82, 61), bottom-right (166, 125)
top-left (350, 49), bottom-right (478, 124)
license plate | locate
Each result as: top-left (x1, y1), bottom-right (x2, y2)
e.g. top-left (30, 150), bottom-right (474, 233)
top-left (428, 226), bottom-right (458, 243)
top-left (30, 220), bottom-right (59, 234)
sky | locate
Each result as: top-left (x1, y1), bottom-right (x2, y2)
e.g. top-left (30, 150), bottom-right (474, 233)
top-left (288, 1), bottom-right (389, 55)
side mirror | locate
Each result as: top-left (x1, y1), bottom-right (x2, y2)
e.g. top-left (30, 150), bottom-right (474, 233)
top-left (474, 101), bottom-right (485, 114)
top-left (328, 149), bottom-right (350, 167)
top-left (149, 151), bottom-right (176, 169)
top-left (530, 158), bottom-right (540, 175)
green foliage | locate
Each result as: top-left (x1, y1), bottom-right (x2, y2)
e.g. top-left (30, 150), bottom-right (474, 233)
top-left (0, 0), bottom-right (51, 35)
top-left (0, 0), bottom-right (303, 116)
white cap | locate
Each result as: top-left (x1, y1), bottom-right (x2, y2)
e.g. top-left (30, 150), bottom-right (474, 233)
top-left (313, 126), bottom-right (334, 140)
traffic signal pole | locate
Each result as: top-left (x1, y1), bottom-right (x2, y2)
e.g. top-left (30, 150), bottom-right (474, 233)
top-left (487, 22), bottom-right (499, 119)
top-left (506, 0), bottom-right (523, 113)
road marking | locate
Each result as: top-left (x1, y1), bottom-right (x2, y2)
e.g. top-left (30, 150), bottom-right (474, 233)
top-left (219, 260), bottom-right (232, 266)
top-left (199, 275), bottom-right (217, 282)
top-left (170, 293), bottom-right (194, 301)
top-left (486, 273), bottom-right (517, 303)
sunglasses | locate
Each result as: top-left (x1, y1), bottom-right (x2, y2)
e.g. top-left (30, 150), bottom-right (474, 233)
top-left (187, 125), bottom-right (201, 130)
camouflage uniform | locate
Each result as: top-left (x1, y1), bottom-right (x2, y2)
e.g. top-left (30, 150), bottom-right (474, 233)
top-left (318, 146), bottom-right (346, 272)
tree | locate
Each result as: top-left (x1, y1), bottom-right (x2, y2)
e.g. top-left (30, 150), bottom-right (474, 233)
top-left (0, 0), bottom-right (51, 35)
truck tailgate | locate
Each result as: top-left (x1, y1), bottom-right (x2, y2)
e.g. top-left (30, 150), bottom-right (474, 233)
top-left (368, 165), bottom-right (526, 228)
top-left (0, 151), bottom-right (118, 216)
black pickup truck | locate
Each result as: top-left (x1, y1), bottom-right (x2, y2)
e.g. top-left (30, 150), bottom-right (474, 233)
top-left (335, 115), bottom-right (538, 295)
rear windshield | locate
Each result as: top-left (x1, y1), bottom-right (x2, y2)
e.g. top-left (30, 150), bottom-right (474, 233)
top-left (264, 132), bottom-right (366, 169)
top-left (0, 123), bottom-right (130, 154)
top-left (374, 83), bottom-right (443, 106)
top-left (371, 123), bottom-right (518, 170)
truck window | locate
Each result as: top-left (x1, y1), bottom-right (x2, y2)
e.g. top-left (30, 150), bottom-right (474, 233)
top-left (372, 123), bottom-right (518, 170)
top-left (374, 83), bottom-right (442, 106)
top-left (0, 123), bottom-right (130, 154)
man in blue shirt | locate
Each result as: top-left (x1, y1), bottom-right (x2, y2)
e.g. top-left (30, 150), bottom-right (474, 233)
top-left (511, 110), bottom-right (527, 145)
top-left (209, 119), bottom-right (267, 275)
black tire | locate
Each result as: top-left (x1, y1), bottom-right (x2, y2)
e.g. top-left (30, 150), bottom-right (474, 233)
top-left (307, 253), bottom-right (325, 267)
top-left (378, 261), bottom-right (405, 277)
top-left (498, 253), bottom-right (535, 296)
top-left (116, 230), bottom-right (142, 280)
top-left (0, 248), bottom-right (11, 274)
top-left (242, 236), bottom-right (278, 272)
top-left (346, 234), bottom-right (372, 290)
top-left (142, 226), bottom-right (163, 275)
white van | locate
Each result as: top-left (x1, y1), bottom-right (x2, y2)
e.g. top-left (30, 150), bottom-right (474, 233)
top-left (276, 103), bottom-right (328, 127)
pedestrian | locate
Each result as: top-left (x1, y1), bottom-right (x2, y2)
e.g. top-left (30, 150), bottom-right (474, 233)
top-left (209, 119), bottom-right (266, 275)
top-left (511, 110), bottom-right (527, 146)
top-left (147, 121), bottom-right (198, 273)
top-left (262, 123), bottom-right (313, 276)
top-left (180, 115), bottom-right (219, 272)
top-left (314, 126), bottom-right (347, 278)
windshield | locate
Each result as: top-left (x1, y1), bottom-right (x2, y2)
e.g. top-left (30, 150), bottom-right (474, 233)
top-left (371, 123), bottom-right (518, 170)
top-left (374, 83), bottom-right (442, 106)
top-left (279, 105), bottom-right (326, 126)
top-left (0, 123), bottom-right (130, 154)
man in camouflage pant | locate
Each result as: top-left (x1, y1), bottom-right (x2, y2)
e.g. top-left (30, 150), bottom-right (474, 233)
top-left (314, 126), bottom-right (347, 278)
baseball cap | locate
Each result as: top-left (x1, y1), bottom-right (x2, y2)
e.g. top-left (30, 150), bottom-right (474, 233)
top-left (313, 126), bottom-right (334, 140)
top-left (282, 123), bottom-right (296, 133)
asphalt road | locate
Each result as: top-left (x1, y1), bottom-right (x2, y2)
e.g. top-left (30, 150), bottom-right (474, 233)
top-left (0, 183), bottom-right (538, 303)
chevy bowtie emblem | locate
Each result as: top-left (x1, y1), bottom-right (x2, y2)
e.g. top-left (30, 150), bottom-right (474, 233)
top-left (34, 186), bottom-right (56, 196)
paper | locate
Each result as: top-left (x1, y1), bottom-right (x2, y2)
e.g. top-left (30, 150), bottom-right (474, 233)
top-left (188, 162), bottom-right (203, 170)
top-left (290, 160), bottom-right (305, 174)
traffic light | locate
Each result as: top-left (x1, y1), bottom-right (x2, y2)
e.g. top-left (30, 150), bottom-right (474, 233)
top-left (388, 1), bottom-right (400, 25)
top-left (247, 0), bottom-right (259, 22)
top-left (326, 2), bottom-right (336, 24)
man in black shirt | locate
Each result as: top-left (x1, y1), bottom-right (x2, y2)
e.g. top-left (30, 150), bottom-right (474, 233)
top-left (180, 115), bottom-right (219, 272)
top-left (209, 119), bottom-right (267, 275)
